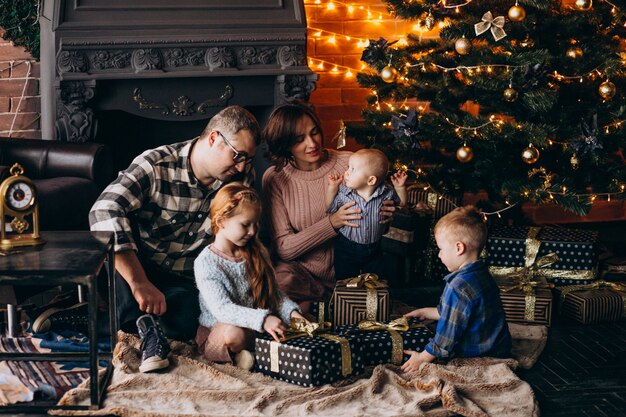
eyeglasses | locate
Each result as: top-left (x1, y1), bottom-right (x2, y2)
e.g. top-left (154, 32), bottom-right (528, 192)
top-left (216, 131), bottom-right (254, 165)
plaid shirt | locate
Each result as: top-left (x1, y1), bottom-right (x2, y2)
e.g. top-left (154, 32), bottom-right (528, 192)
top-left (89, 138), bottom-right (253, 279)
top-left (425, 260), bottom-right (511, 359)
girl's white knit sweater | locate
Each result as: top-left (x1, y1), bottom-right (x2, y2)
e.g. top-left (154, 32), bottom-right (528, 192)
top-left (194, 245), bottom-right (299, 332)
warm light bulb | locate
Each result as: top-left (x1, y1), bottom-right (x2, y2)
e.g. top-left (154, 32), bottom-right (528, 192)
top-left (326, 2), bottom-right (335, 11)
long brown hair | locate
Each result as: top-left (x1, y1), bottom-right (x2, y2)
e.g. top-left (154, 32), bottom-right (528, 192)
top-left (210, 182), bottom-right (281, 312)
top-left (262, 100), bottom-right (324, 171)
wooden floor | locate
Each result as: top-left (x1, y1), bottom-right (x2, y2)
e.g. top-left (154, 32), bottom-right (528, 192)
top-left (518, 319), bottom-right (626, 417)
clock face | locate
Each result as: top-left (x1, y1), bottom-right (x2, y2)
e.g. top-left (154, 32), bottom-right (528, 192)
top-left (6, 181), bottom-right (35, 212)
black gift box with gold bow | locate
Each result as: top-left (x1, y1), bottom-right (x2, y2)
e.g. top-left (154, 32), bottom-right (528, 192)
top-left (336, 317), bottom-right (434, 367)
top-left (486, 225), bottom-right (599, 286)
top-left (496, 278), bottom-right (554, 326)
top-left (254, 320), bottom-right (364, 387)
top-left (331, 273), bottom-right (390, 326)
top-left (555, 281), bottom-right (626, 324)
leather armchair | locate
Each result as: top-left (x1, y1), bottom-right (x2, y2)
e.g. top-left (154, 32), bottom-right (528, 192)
top-left (0, 138), bottom-right (114, 231)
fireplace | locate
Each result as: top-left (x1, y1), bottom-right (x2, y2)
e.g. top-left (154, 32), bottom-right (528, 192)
top-left (39, 0), bottom-right (317, 172)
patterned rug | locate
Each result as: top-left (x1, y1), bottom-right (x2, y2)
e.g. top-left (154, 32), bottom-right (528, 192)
top-left (0, 335), bottom-right (91, 404)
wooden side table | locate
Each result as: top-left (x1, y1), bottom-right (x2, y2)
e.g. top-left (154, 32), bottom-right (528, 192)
top-left (0, 231), bottom-right (117, 412)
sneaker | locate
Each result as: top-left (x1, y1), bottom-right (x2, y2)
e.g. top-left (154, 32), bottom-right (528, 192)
top-left (234, 349), bottom-right (255, 371)
top-left (136, 314), bottom-right (171, 373)
top-left (31, 302), bottom-right (89, 334)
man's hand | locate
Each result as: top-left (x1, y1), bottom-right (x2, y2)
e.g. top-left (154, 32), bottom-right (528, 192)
top-left (130, 280), bottom-right (167, 316)
top-left (401, 349), bottom-right (435, 373)
top-left (263, 315), bottom-right (288, 342)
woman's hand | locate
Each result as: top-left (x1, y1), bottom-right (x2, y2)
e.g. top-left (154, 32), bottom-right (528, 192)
top-left (379, 199), bottom-right (396, 224)
top-left (263, 314), bottom-right (287, 342)
top-left (329, 201), bottom-right (361, 230)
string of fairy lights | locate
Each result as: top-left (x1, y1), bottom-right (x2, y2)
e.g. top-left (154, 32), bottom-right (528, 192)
top-left (307, 0), bottom-right (626, 212)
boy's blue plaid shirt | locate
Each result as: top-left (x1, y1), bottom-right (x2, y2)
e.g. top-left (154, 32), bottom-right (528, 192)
top-left (425, 259), bottom-right (511, 359)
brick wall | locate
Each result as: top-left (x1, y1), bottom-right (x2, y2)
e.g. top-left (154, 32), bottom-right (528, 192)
top-left (305, 0), bottom-right (424, 151)
top-left (0, 28), bottom-right (40, 139)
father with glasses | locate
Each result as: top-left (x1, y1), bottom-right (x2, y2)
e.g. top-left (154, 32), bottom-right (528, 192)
top-left (88, 106), bottom-right (260, 373)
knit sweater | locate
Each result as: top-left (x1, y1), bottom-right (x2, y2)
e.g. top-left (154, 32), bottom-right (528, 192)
top-left (194, 245), bottom-right (299, 332)
top-left (262, 150), bottom-right (352, 284)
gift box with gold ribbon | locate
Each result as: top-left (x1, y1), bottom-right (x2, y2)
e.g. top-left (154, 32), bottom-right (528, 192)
top-left (254, 319), bottom-right (363, 387)
top-left (555, 281), bottom-right (626, 324)
top-left (486, 225), bottom-right (599, 286)
top-left (336, 317), bottom-right (434, 367)
top-left (497, 277), bottom-right (555, 326)
top-left (331, 273), bottom-right (390, 326)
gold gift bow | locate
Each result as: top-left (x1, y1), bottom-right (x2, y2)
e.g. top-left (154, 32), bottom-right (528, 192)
top-left (500, 279), bottom-right (555, 322)
top-left (339, 273), bottom-right (387, 321)
top-left (489, 226), bottom-right (596, 282)
top-left (269, 318), bottom-right (352, 377)
top-left (357, 317), bottom-right (426, 366)
top-left (558, 281), bottom-right (626, 318)
top-left (474, 11), bottom-right (507, 41)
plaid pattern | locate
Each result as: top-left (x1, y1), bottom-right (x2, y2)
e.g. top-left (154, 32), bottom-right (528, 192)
top-left (426, 260), bottom-right (511, 359)
top-left (89, 138), bottom-right (253, 278)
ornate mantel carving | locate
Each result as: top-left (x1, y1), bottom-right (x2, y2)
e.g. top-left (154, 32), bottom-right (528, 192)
top-left (40, 0), bottom-right (317, 143)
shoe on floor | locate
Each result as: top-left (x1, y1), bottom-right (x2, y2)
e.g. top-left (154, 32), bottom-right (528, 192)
top-left (31, 302), bottom-right (89, 334)
top-left (136, 314), bottom-right (171, 373)
top-left (234, 349), bottom-right (255, 371)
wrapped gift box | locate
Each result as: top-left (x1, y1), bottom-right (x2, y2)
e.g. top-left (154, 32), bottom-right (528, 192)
top-left (600, 256), bottom-right (626, 282)
top-left (381, 210), bottom-right (425, 256)
top-left (336, 318), bottom-right (434, 366)
top-left (555, 282), bottom-right (626, 324)
top-left (486, 225), bottom-right (599, 286)
top-left (331, 274), bottom-right (390, 326)
top-left (254, 332), bottom-right (363, 387)
top-left (497, 280), bottom-right (554, 326)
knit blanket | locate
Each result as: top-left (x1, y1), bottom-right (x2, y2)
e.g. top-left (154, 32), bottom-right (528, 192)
top-left (49, 324), bottom-right (544, 417)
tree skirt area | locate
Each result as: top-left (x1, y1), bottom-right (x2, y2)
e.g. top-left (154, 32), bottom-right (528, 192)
top-left (49, 323), bottom-right (545, 417)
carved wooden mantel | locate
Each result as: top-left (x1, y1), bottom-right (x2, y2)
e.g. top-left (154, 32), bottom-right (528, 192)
top-left (40, 0), bottom-right (317, 142)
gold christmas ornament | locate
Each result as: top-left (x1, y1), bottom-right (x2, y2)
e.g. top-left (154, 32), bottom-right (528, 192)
top-left (456, 145), bottom-right (474, 163)
top-left (454, 37), bottom-right (472, 55)
top-left (570, 154), bottom-right (579, 170)
top-left (598, 80), bottom-right (616, 100)
top-left (503, 86), bottom-right (519, 102)
top-left (519, 35), bottom-right (535, 48)
top-left (380, 65), bottom-right (398, 83)
top-left (574, 0), bottom-right (592, 11)
top-left (521, 144), bottom-right (540, 164)
top-left (508, 2), bottom-right (526, 22)
top-left (566, 46), bottom-right (583, 59)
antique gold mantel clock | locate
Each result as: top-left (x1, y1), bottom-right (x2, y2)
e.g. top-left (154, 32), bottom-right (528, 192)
top-left (0, 163), bottom-right (45, 250)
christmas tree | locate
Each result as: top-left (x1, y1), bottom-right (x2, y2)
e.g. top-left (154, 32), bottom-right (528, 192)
top-left (349, 0), bottom-right (626, 215)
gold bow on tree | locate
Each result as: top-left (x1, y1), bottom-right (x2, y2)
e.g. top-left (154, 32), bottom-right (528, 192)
top-left (474, 11), bottom-right (507, 41)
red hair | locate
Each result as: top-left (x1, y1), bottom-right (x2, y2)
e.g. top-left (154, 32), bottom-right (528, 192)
top-left (210, 182), bottom-right (280, 312)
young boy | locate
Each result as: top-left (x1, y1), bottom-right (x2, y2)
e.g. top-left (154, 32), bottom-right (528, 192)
top-left (401, 206), bottom-right (511, 373)
top-left (326, 148), bottom-right (408, 280)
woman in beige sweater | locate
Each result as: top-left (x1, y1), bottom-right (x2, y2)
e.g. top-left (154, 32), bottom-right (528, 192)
top-left (262, 101), bottom-right (394, 307)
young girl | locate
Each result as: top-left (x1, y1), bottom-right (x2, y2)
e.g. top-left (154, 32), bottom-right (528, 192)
top-left (194, 182), bottom-right (305, 369)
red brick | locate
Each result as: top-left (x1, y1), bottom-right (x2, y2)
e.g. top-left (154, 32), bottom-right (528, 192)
top-left (0, 97), bottom-right (9, 112)
top-left (341, 88), bottom-right (371, 104)
top-left (11, 61), bottom-right (39, 78)
top-left (308, 22), bottom-right (343, 35)
top-left (316, 73), bottom-right (360, 89)
top-left (0, 78), bottom-right (39, 97)
top-left (309, 87), bottom-right (341, 105)
top-left (0, 62), bottom-right (11, 79)
top-left (10, 96), bottom-right (40, 113)
top-left (0, 112), bottom-right (40, 131)
top-left (0, 43), bottom-right (33, 61)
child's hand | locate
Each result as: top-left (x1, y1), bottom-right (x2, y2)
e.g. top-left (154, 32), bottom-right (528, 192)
top-left (263, 314), bottom-right (287, 342)
top-left (401, 350), bottom-right (434, 373)
top-left (290, 310), bottom-right (307, 321)
top-left (391, 170), bottom-right (408, 188)
top-left (327, 173), bottom-right (344, 186)
top-left (403, 307), bottom-right (439, 321)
